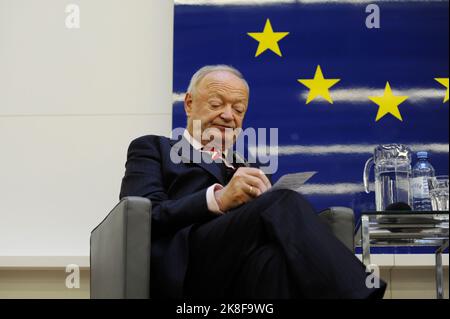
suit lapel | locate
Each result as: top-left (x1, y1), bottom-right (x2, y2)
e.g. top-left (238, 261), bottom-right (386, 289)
top-left (170, 137), bottom-right (225, 185)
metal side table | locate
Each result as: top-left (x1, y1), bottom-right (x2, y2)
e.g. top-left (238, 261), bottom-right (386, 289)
top-left (355, 211), bottom-right (449, 299)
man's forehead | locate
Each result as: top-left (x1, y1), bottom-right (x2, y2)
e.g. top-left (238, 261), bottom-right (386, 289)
top-left (199, 71), bottom-right (248, 92)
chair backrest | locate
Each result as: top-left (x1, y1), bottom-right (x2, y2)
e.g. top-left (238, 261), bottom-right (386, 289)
top-left (318, 206), bottom-right (355, 252)
top-left (90, 197), bottom-right (151, 299)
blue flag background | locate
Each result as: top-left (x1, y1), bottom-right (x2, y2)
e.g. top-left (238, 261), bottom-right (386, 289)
top-left (172, 1), bottom-right (449, 253)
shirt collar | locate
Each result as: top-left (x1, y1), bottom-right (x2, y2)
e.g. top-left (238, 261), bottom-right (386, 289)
top-left (183, 129), bottom-right (229, 157)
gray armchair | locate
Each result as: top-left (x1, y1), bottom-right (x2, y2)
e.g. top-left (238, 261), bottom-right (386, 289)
top-left (90, 197), bottom-right (151, 299)
top-left (90, 197), bottom-right (354, 299)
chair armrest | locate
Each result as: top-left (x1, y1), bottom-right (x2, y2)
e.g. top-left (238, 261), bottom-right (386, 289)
top-left (318, 206), bottom-right (355, 252)
top-left (90, 196), bottom-right (151, 299)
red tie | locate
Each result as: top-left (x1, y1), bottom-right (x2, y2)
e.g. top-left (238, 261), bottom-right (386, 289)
top-left (202, 146), bottom-right (222, 161)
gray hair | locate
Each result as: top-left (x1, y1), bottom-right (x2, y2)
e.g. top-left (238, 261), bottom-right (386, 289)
top-left (186, 65), bottom-right (250, 96)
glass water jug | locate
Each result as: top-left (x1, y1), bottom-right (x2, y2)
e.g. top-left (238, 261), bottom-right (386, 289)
top-left (363, 144), bottom-right (413, 211)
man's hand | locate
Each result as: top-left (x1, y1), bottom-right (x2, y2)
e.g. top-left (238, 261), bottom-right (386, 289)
top-left (214, 167), bottom-right (272, 212)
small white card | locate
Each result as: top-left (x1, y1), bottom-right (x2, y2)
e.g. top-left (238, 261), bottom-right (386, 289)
top-left (269, 171), bottom-right (317, 192)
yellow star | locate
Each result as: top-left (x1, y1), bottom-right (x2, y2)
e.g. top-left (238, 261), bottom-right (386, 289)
top-left (247, 19), bottom-right (289, 57)
top-left (297, 65), bottom-right (341, 104)
top-left (368, 82), bottom-right (409, 122)
top-left (435, 78), bottom-right (449, 103)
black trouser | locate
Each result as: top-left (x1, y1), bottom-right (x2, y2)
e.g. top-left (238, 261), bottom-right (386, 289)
top-left (184, 189), bottom-right (386, 299)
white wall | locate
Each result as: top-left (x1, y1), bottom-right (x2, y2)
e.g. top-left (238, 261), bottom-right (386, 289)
top-left (0, 0), bottom-right (174, 258)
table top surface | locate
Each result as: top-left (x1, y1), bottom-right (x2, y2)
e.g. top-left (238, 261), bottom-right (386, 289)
top-left (359, 210), bottom-right (449, 216)
top-left (354, 211), bottom-right (449, 248)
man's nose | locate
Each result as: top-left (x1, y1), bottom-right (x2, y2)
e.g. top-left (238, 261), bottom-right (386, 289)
top-left (220, 105), bottom-right (234, 121)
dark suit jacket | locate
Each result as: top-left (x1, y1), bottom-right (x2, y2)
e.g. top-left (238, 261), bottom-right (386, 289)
top-left (119, 135), bottom-right (266, 298)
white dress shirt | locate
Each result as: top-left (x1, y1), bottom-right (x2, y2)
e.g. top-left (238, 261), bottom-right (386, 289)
top-left (182, 129), bottom-right (229, 215)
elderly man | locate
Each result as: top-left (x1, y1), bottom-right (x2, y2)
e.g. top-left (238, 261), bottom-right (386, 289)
top-left (120, 65), bottom-right (386, 299)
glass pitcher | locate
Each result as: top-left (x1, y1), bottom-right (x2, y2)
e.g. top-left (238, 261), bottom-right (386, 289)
top-left (363, 144), bottom-right (413, 211)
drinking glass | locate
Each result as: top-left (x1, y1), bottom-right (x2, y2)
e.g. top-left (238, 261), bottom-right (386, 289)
top-left (427, 175), bottom-right (449, 211)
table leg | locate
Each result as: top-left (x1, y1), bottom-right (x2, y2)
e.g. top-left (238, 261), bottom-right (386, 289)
top-left (435, 240), bottom-right (448, 299)
top-left (361, 215), bottom-right (371, 266)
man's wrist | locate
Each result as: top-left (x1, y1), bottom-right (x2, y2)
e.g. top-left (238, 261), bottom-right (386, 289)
top-left (214, 188), bottom-right (225, 212)
top-left (206, 183), bottom-right (224, 214)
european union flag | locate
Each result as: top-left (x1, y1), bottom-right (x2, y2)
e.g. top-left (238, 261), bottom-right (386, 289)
top-left (172, 0), bottom-right (449, 228)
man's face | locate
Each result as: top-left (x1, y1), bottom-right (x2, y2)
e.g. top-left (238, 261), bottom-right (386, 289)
top-left (185, 71), bottom-right (249, 150)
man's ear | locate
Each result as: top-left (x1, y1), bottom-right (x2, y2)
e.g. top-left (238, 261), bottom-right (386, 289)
top-left (184, 93), bottom-right (193, 117)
